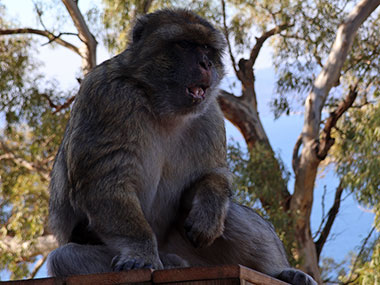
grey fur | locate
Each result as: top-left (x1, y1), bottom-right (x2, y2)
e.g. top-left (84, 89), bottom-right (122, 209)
top-left (47, 9), bottom-right (316, 285)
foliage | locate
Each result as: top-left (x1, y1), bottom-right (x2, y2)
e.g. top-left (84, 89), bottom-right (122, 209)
top-left (271, 0), bottom-right (380, 118)
top-left (0, 4), bottom-right (71, 279)
top-left (319, 256), bottom-right (348, 284)
top-left (101, 0), bottom-right (222, 54)
top-left (330, 102), bottom-right (380, 283)
top-left (332, 102), bottom-right (380, 208)
top-left (355, 239), bottom-right (380, 284)
top-left (0, 73), bottom-right (70, 280)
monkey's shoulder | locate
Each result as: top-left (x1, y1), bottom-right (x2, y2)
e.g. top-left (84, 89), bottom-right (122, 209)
top-left (77, 57), bottom-right (148, 107)
top-left (71, 68), bottom-right (153, 128)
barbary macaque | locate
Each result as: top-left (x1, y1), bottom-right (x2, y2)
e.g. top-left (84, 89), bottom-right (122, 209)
top-left (47, 9), bottom-right (317, 285)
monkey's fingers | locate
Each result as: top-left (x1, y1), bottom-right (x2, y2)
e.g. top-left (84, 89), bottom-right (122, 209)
top-left (184, 219), bottom-right (216, 248)
top-left (111, 256), bottom-right (153, 271)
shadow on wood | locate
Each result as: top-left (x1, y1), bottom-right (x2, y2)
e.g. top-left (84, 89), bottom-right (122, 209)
top-left (0, 265), bottom-right (289, 285)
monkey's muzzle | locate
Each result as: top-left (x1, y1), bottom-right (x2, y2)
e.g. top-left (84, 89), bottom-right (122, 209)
top-left (186, 86), bottom-right (207, 104)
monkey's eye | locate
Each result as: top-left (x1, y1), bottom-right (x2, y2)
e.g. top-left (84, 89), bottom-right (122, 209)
top-left (177, 40), bottom-right (193, 49)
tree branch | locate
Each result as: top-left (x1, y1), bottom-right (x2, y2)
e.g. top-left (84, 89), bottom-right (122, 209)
top-left (347, 226), bottom-right (376, 282)
top-left (221, 0), bottom-right (239, 79)
top-left (302, 0), bottom-right (380, 141)
top-left (315, 181), bottom-right (345, 259)
top-left (293, 0), bottom-right (380, 216)
top-left (218, 89), bottom-right (264, 147)
top-left (0, 28), bottom-right (80, 55)
top-left (41, 94), bottom-right (57, 109)
top-left (53, 96), bottom-right (76, 113)
top-left (62, 0), bottom-right (97, 73)
top-left (247, 24), bottom-right (290, 67)
top-left (30, 254), bottom-right (48, 279)
top-left (42, 94), bottom-right (76, 113)
top-left (236, 24), bottom-right (289, 104)
top-left (317, 85), bottom-right (358, 160)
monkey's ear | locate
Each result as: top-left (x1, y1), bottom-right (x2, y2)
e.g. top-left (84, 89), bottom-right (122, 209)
top-left (132, 16), bottom-right (149, 43)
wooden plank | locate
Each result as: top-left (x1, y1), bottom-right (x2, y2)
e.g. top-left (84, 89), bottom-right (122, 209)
top-left (238, 266), bottom-right (289, 285)
top-left (0, 277), bottom-right (64, 285)
top-left (156, 279), bottom-right (241, 285)
top-left (153, 265), bottom-right (241, 283)
top-left (1, 265), bottom-right (290, 285)
top-left (65, 269), bottom-right (153, 285)
top-left (152, 265), bottom-right (289, 285)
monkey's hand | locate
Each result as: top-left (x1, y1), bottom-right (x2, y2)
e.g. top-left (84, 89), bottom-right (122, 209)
top-left (183, 178), bottom-right (230, 248)
top-left (184, 172), bottom-right (231, 248)
top-left (184, 200), bottom-right (228, 248)
top-left (111, 252), bottom-right (163, 271)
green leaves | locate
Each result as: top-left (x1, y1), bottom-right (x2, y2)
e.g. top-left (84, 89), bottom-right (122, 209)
top-left (333, 102), bottom-right (380, 208)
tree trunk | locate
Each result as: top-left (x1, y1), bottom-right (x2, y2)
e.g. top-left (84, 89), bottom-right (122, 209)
top-left (290, 0), bottom-right (380, 283)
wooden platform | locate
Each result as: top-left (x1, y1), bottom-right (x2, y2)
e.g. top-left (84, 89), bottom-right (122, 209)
top-left (1, 265), bottom-right (289, 285)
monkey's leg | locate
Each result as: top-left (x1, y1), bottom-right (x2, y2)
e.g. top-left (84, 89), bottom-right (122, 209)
top-left (164, 202), bottom-right (317, 284)
top-left (47, 243), bottom-right (114, 277)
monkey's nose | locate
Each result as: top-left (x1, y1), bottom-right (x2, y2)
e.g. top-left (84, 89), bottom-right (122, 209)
top-left (199, 55), bottom-right (212, 71)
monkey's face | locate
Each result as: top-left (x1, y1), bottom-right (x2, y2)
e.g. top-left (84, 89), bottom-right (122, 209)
top-left (127, 9), bottom-right (226, 116)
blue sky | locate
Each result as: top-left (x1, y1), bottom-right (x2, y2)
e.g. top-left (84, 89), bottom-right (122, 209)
top-left (1, 0), bottom-right (376, 280)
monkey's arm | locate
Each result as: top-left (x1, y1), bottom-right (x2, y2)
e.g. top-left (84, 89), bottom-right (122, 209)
top-left (83, 184), bottom-right (162, 270)
top-left (69, 142), bottom-right (163, 269)
top-left (66, 78), bottom-right (163, 270)
top-left (184, 168), bottom-right (232, 248)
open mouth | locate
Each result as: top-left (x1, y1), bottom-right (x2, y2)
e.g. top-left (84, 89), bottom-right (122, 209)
top-left (186, 86), bottom-right (208, 102)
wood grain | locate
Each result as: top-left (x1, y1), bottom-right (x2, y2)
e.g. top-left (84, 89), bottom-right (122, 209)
top-left (153, 265), bottom-right (289, 285)
top-left (66, 269), bottom-right (153, 285)
top-left (0, 265), bottom-right (289, 285)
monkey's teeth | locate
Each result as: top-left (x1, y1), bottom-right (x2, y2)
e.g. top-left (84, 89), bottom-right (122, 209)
top-left (188, 87), bottom-right (205, 99)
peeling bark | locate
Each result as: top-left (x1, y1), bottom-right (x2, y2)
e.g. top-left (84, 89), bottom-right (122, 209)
top-left (290, 0), bottom-right (380, 282)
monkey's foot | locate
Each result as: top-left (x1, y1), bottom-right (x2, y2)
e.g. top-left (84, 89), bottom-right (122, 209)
top-left (277, 269), bottom-right (317, 285)
top-left (159, 253), bottom-right (189, 269)
top-left (111, 254), bottom-right (163, 271)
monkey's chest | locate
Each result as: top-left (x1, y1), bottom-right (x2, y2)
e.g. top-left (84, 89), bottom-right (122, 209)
top-left (144, 147), bottom-right (204, 233)
top-left (141, 122), bottom-right (217, 235)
